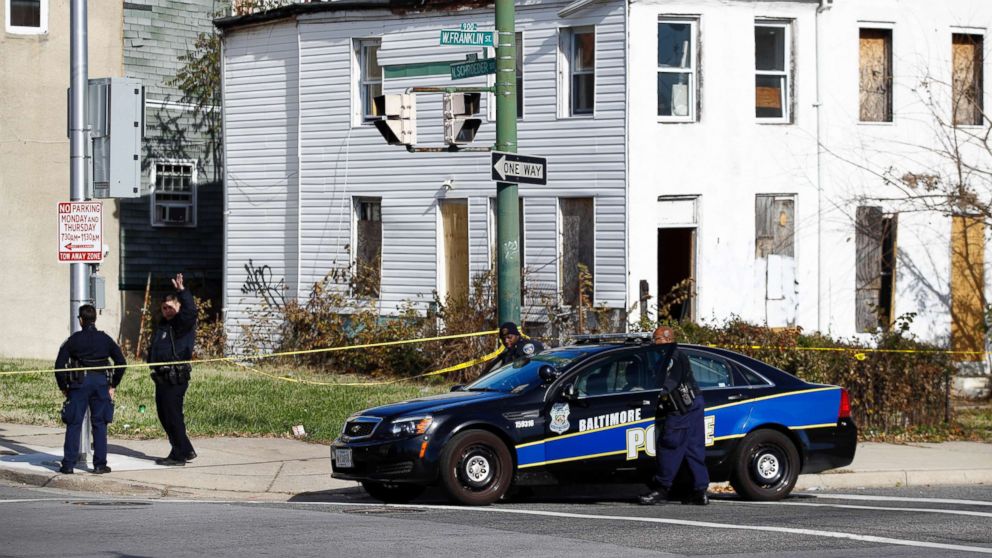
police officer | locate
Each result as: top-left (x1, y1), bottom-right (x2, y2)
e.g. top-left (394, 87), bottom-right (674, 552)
top-left (54, 304), bottom-right (127, 474)
top-left (639, 325), bottom-right (709, 505)
top-left (482, 322), bottom-right (545, 376)
top-left (148, 273), bottom-right (197, 466)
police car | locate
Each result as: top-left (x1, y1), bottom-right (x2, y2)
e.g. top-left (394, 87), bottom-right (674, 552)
top-left (330, 334), bottom-right (857, 505)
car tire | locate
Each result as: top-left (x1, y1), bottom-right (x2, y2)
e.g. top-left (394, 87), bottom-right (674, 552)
top-left (439, 430), bottom-right (513, 506)
top-left (361, 481), bottom-right (425, 504)
top-left (730, 429), bottom-right (800, 501)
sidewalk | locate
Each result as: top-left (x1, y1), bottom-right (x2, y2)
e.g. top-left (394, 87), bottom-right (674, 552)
top-left (0, 422), bottom-right (989, 500)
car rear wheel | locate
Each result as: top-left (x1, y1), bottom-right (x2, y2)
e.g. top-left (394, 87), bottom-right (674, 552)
top-left (440, 430), bottom-right (513, 506)
top-left (730, 429), bottom-right (799, 501)
top-left (361, 481), bottom-right (425, 503)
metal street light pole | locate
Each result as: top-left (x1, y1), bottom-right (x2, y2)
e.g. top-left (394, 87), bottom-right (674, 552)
top-left (70, 0), bottom-right (91, 465)
top-left (494, 0), bottom-right (520, 325)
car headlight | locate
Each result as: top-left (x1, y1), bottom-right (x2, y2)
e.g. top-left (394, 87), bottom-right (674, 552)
top-left (388, 415), bottom-right (433, 438)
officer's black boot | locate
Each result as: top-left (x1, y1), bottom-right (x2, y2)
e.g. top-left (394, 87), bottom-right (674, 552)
top-left (681, 490), bottom-right (709, 506)
top-left (638, 486), bottom-right (670, 505)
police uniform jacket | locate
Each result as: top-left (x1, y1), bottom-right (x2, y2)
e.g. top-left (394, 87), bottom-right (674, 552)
top-left (55, 324), bottom-right (127, 391)
top-left (658, 345), bottom-right (700, 406)
top-left (483, 338), bottom-right (546, 375)
top-left (148, 289), bottom-right (197, 365)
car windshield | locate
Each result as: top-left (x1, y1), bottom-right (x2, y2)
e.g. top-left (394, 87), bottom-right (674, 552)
top-left (465, 348), bottom-right (594, 394)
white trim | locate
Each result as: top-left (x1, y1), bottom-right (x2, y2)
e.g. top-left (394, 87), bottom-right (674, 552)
top-left (558, 0), bottom-right (602, 19)
top-left (558, 26), bottom-right (597, 119)
top-left (754, 20), bottom-right (792, 124)
top-left (5, 0), bottom-right (48, 35)
top-left (657, 17), bottom-right (699, 123)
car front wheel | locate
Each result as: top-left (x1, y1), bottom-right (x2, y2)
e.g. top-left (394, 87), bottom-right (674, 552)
top-left (730, 429), bottom-right (800, 501)
top-left (439, 430), bottom-right (513, 506)
top-left (361, 481), bottom-right (425, 503)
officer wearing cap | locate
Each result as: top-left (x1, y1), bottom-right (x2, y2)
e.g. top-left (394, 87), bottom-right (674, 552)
top-left (482, 322), bottom-right (545, 376)
top-left (54, 304), bottom-right (127, 475)
top-left (639, 325), bottom-right (709, 505)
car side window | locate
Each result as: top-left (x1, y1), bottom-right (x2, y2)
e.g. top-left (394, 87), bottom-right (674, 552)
top-left (574, 356), bottom-right (645, 397)
top-left (686, 353), bottom-right (733, 389)
top-left (739, 365), bottom-right (772, 386)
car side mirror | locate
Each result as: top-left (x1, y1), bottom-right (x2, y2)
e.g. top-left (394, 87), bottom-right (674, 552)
top-left (538, 365), bottom-right (559, 383)
top-left (561, 382), bottom-right (578, 401)
top-left (450, 384), bottom-right (465, 392)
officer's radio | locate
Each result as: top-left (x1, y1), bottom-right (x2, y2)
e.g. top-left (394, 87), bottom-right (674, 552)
top-left (658, 381), bottom-right (697, 415)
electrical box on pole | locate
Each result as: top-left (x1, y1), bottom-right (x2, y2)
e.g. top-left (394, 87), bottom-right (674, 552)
top-left (373, 93), bottom-right (417, 146)
top-left (443, 92), bottom-right (482, 145)
top-left (88, 77), bottom-right (144, 199)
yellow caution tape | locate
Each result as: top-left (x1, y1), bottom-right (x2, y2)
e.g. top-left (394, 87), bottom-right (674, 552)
top-left (0, 330), bottom-right (500, 379)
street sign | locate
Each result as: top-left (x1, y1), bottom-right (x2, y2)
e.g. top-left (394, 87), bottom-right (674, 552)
top-left (58, 201), bottom-right (103, 262)
top-left (451, 57), bottom-right (497, 80)
top-left (491, 151), bottom-right (548, 186)
top-left (440, 28), bottom-right (495, 47)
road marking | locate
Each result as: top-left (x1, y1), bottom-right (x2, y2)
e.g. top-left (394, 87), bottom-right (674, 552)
top-left (807, 493), bottom-right (992, 507)
top-left (739, 500), bottom-right (992, 518)
top-left (6, 496), bottom-right (991, 554)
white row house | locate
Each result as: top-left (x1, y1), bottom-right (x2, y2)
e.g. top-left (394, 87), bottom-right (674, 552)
top-left (218, 0), bottom-right (991, 394)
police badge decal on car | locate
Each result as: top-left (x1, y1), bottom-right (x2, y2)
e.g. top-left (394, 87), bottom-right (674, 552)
top-left (549, 403), bottom-right (570, 434)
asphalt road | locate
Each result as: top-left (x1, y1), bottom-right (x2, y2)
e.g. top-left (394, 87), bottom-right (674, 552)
top-left (1, 482), bottom-right (989, 558)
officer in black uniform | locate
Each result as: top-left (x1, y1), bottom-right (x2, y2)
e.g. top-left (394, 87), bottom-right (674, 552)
top-left (482, 322), bottom-right (545, 376)
top-left (54, 304), bottom-right (127, 474)
top-left (639, 325), bottom-right (710, 505)
top-left (147, 273), bottom-right (197, 466)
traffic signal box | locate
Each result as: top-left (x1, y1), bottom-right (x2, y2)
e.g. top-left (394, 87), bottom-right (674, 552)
top-left (443, 92), bottom-right (482, 145)
top-left (373, 93), bottom-right (417, 146)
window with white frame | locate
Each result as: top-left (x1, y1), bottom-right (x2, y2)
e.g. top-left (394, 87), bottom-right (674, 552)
top-left (355, 38), bottom-right (382, 124)
top-left (560, 26), bottom-right (595, 116)
top-left (151, 161), bottom-right (196, 227)
top-left (6, 0), bottom-right (47, 34)
top-left (754, 21), bottom-right (791, 121)
top-left (658, 18), bottom-right (698, 121)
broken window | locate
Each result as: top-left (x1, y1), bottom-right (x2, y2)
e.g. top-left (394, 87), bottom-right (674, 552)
top-left (354, 198), bottom-right (382, 298)
top-left (355, 38), bottom-right (382, 123)
top-left (7, 0), bottom-right (45, 33)
top-left (855, 207), bottom-right (897, 331)
top-left (755, 22), bottom-right (791, 121)
top-left (560, 27), bottom-right (595, 116)
top-left (560, 197), bottom-right (595, 307)
top-left (658, 18), bottom-right (698, 121)
top-left (952, 34), bottom-right (984, 126)
top-left (151, 161), bottom-right (197, 227)
top-left (859, 28), bottom-right (893, 122)
top-left (755, 194), bottom-right (795, 258)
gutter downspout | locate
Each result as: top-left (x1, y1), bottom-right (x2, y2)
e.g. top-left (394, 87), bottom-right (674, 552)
top-left (815, 0), bottom-right (832, 333)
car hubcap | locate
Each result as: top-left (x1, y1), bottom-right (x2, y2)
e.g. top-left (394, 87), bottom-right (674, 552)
top-left (458, 445), bottom-right (497, 490)
top-left (757, 454), bottom-right (779, 480)
top-left (752, 446), bottom-right (786, 486)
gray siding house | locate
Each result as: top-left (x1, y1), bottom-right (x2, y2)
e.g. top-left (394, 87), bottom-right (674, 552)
top-left (217, 0), bottom-right (627, 340)
top-left (120, 0), bottom-right (224, 329)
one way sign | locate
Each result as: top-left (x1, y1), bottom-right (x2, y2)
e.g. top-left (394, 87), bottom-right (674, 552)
top-left (491, 151), bottom-right (547, 186)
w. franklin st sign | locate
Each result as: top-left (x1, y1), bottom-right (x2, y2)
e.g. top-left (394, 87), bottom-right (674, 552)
top-left (440, 28), bottom-right (495, 47)
top-left (492, 152), bottom-right (548, 186)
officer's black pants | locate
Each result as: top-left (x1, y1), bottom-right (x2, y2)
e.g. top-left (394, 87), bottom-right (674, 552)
top-left (651, 396), bottom-right (709, 492)
top-left (155, 381), bottom-right (194, 459)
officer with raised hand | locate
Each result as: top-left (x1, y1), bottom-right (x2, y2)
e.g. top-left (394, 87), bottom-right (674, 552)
top-left (639, 325), bottom-right (709, 505)
top-left (482, 322), bottom-right (545, 376)
top-left (148, 273), bottom-right (197, 466)
top-left (55, 304), bottom-right (127, 474)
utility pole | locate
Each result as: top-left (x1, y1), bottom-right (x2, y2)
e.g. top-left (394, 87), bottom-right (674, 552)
top-left (69, 0), bottom-right (92, 465)
top-left (494, 0), bottom-right (520, 325)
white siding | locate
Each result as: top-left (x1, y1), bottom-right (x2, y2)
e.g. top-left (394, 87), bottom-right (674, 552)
top-left (223, 22), bottom-right (300, 335)
top-left (222, 0), bottom-right (628, 343)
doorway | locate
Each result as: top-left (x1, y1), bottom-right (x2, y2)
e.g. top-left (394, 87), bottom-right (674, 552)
top-left (439, 200), bottom-right (469, 303)
top-left (657, 227), bottom-right (695, 321)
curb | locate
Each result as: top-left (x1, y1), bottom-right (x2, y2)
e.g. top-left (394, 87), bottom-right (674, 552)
top-left (795, 469), bottom-right (992, 490)
top-left (0, 466), bottom-right (166, 497)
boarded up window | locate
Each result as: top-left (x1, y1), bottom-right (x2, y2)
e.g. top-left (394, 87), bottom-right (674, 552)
top-left (952, 34), bottom-right (984, 126)
top-left (560, 198), bottom-right (595, 306)
top-left (755, 194), bottom-right (795, 258)
top-left (860, 28), bottom-right (893, 122)
top-left (855, 207), bottom-right (897, 331)
top-left (951, 215), bottom-right (986, 361)
top-left (440, 200), bottom-right (469, 303)
top-left (354, 198), bottom-right (382, 297)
